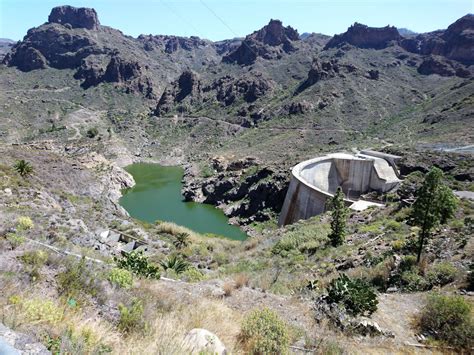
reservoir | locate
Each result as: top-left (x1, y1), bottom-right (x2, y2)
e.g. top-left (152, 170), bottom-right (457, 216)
top-left (119, 163), bottom-right (247, 241)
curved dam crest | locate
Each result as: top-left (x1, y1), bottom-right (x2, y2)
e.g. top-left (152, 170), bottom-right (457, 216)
top-left (279, 151), bottom-right (401, 225)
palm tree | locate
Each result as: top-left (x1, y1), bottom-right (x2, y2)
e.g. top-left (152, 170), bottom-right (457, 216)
top-left (160, 254), bottom-right (189, 274)
top-left (13, 160), bottom-right (33, 177)
top-left (173, 233), bottom-right (190, 250)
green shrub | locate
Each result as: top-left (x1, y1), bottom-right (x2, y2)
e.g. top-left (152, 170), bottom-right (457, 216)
top-left (401, 235), bottom-right (419, 254)
top-left (118, 299), bottom-right (146, 334)
top-left (401, 271), bottom-right (429, 292)
top-left (327, 274), bottom-right (378, 316)
top-left (57, 258), bottom-right (102, 299)
top-left (426, 262), bottom-right (457, 287)
top-left (20, 250), bottom-right (48, 267)
top-left (159, 254), bottom-right (189, 275)
top-left (13, 160), bottom-right (33, 178)
top-left (272, 223), bottom-right (329, 255)
top-left (17, 216), bottom-right (34, 230)
top-left (108, 268), bottom-right (133, 288)
top-left (385, 220), bottom-right (402, 231)
top-left (114, 251), bottom-right (160, 279)
top-left (419, 293), bottom-right (473, 348)
top-left (22, 298), bottom-right (64, 324)
top-left (172, 232), bottom-right (190, 250)
top-left (6, 233), bottom-right (25, 249)
top-left (399, 255), bottom-right (417, 272)
top-left (86, 127), bottom-right (99, 138)
top-left (240, 308), bottom-right (289, 354)
top-left (366, 259), bottom-right (393, 291)
top-left (391, 239), bottom-right (405, 251)
top-left (181, 267), bottom-right (204, 282)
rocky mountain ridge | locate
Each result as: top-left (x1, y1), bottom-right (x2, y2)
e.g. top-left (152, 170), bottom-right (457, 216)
top-left (1, 6), bottom-right (473, 155)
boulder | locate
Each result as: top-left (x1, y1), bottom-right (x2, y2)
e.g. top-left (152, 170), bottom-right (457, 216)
top-left (351, 318), bottom-right (394, 337)
top-left (183, 328), bottom-right (227, 355)
top-left (48, 5), bottom-right (100, 30)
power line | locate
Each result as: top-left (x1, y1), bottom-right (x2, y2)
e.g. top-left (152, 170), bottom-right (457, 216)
top-left (159, 0), bottom-right (206, 39)
top-left (198, 0), bottom-right (241, 38)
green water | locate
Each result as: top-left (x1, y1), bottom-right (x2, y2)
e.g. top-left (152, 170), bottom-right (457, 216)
top-left (119, 163), bottom-right (247, 241)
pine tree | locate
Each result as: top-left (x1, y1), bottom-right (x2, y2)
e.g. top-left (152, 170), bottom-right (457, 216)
top-left (411, 167), bottom-right (457, 262)
top-left (328, 187), bottom-right (348, 247)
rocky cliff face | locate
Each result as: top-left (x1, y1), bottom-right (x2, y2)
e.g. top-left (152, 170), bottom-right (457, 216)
top-left (48, 5), bottom-right (100, 30)
top-left (223, 19), bottom-right (300, 65)
top-left (3, 6), bottom-right (157, 97)
top-left (325, 23), bottom-right (401, 49)
top-left (155, 70), bottom-right (202, 115)
top-left (401, 14), bottom-right (474, 64)
top-left (182, 157), bottom-right (289, 224)
top-left (138, 34), bottom-right (210, 53)
top-left (155, 70), bottom-right (275, 120)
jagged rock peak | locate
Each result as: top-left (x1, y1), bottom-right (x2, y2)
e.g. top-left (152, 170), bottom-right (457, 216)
top-left (325, 22), bottom-right (401, 49)
top-left (222, 19), bottom-right (300, 65)
top-left (252, 19), bottom-right (300, 45)
top-left (48, 5), bottom-right (100, 30)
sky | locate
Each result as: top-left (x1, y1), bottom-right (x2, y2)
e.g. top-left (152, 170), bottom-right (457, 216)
top-left (0, 0), bottom-right (472, 41)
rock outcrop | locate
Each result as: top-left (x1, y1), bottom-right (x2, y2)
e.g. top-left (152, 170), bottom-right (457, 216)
top-left (401, 14), bottom-right (474, 64)
top-left (183, 328), bottom-right (227, 355)
top-left (138, 35), bottom-right (209, 53)
top-left (296, 58), bottom-right (339, 93)
top-left (155, 71), bottom-right (274, 117)
top-left (417, 55), bottom-right (471, 77)
top-left (223, 19), bottom-right (300, 65)
top-left (155, 70), bottom-right (202, 115)
top-left (3, 24), bottom-right (102, 71)
top-left (75, 55), bottom-right (155, 97)
top-left (0, 323), bottom-right (50, 354)
top-left (48, 5), bottom-right (100, 30)
top-left (182, 157), bottom-right (289, 224)
top-left (325, 23), bottom-right (401, 50)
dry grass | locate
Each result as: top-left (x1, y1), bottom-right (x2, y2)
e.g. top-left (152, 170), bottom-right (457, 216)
top-left (234, 273), bottom-right (249, 289)
top-left (222, 281), bottom-right (235, 297)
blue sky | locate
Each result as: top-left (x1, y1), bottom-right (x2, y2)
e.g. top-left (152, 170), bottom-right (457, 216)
top-left (1, 0), bottom-right (472, 41)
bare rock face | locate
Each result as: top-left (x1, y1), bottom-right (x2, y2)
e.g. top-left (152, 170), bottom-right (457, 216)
top-left (325, 23), bottom-right (401, 50)
top-left (155, 70), bottom-right (201, 115)
top-left (48, 5), bottom-right (100, 30)
top-left (210, 73), bottom-right (275, 106)
top-left (296, 58), bottom-right (339, 93)
top-left (6, 46), bottom-right (48, 71)
top-left (155, 70), bottom-right (274, 117)
top-left (137, 34), bottom-right (209, 53)
top-left (103, 56), bottom-right (141, 82)
top-left (401, 14), bottom-right (474, 64)
top-left (75, 55), bottom-right (155, 97)
top-left (417, 55), bottom-right (471, 77)
top-left (285, 100), bottom-right (313, 115)
top-left (223, 19), bottom-right (300, 65)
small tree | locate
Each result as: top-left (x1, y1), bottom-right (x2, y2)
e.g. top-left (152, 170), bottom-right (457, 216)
top-left (328, 187), bottom-right (348, 247)
top-left (411, 167), bottom-right (457, 262)
top-left (13, 159), bottom-right (33, 177)
top-left (172, 232), bottom-right (190, 250)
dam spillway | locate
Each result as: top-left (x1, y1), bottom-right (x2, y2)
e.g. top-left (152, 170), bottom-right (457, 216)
top-left (278, 151), bottom-right (401, 226)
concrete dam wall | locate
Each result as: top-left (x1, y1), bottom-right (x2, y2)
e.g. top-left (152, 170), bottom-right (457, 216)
top-left (278, 152), bottom-right (401, 226)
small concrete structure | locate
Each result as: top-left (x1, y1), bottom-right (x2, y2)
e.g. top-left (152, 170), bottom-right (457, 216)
top-left (279, 151), bottom-right (401, 226)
